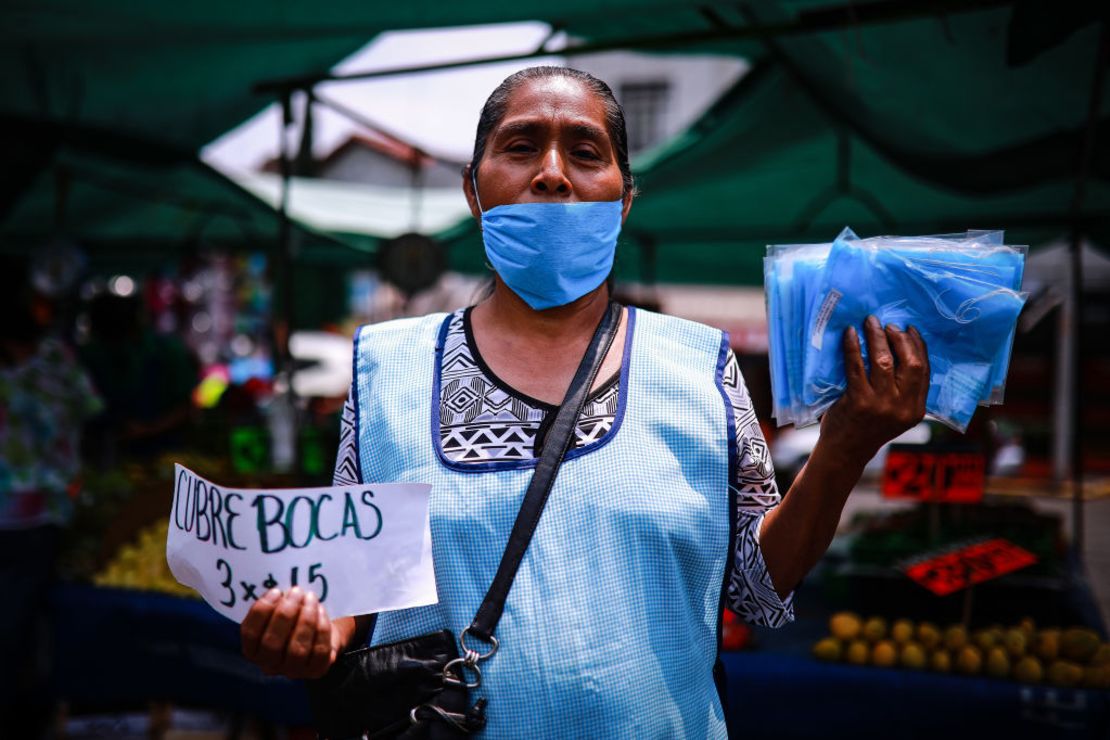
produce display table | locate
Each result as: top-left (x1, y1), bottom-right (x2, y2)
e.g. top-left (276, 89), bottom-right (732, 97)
top-left (723, 647), bottom-right (1109, 740)
top-left (725, 543), bottom-right (1109, 740)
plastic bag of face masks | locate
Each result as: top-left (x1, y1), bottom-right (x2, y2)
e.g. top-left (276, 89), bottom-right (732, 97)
top-left (799, 229), bottom-right (1021, 428)
top-left (802, 229), bottom-right (1027, 432)
top-left (764, 228), bottom-right (1027, 430)
top-left (762, 230), bottom-right (986, 427)
top-left (852, 232), bottom-right (1027, 406)
top-left (764, 241), bottom-right (834, 427)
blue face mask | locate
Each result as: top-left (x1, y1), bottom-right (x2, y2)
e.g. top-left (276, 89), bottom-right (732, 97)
top-left (472, 173), bottom-right (623, 310)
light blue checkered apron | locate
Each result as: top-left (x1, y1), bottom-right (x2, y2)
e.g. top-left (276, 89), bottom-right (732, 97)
top-left (353, 307), bottom-right (733, 739)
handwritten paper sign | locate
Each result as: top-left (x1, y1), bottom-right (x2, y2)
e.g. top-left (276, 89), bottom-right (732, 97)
top-left (902, 537), bottom-right (1038, 596)
top-left (166, 464), bottom-right (437, 623)
top-left (882, 444), bottom-right (985, 503)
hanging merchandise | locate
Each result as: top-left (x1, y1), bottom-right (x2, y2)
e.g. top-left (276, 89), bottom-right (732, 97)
top-left (765, 228), bottom-right (1028, 433)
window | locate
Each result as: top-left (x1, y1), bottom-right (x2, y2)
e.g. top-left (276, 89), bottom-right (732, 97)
top-left (620, 81), bottom-right (671, 154)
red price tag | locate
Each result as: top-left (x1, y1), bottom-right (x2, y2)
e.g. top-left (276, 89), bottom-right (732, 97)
top-left (882, 445), bottom-right (985, 503)
top-left (902, 538), bottom-right (1038, 596)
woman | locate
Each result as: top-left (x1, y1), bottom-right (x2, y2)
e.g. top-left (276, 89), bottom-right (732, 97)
top-left (240, 67), bottom-right (928, 737)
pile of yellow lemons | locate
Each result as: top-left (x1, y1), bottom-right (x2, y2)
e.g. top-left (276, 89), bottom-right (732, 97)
top-left (93, 518), bottom-right (197, 599)
top-left (813, 612), bottom-right (1110, 689)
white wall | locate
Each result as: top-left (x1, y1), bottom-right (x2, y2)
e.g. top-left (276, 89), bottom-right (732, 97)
top-left (565, 51), bottom-right (749, 154)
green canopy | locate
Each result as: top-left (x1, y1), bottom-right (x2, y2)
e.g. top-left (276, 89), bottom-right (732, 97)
top-left (443, 2), bottom-right (1110, 284)
top-left (2, 143), bottom-right (316, 257)
top-left (2, 1), bottom-right (1107, 286)
top-left (0, 0), bottom-right (749, 246)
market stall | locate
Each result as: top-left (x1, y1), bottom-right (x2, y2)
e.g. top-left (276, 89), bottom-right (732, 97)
top-left (3, 0), bottom-right (1108, 735)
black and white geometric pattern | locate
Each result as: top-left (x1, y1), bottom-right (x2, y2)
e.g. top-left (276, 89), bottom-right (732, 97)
top-left (439, 309), bottom-right (619, 461)
top-left (721, 349), bottom-right (780, 510)
top-left (332, 397), bottom-right (360, 486)
top-left (729, 506), bottom-right (796, 628)
top-left (332, 317), bottom-right (795, 628)
top-left (720, 349), bottom-right (796, 628)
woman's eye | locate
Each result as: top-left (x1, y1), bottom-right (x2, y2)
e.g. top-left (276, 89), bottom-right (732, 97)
top-left (507, 143), bottom-right (535, 153)
top-left (574, 149), bottom-right (601, 160)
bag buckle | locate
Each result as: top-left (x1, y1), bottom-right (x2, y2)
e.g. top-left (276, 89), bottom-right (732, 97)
top-left (442, 657), bottom-right (481, 689)
top-left (459, 627), bottom-right (498, 663)
top-left (409, 703), bottom-right (471, 733)
top-left (441, 627), bottom-right (498, 690)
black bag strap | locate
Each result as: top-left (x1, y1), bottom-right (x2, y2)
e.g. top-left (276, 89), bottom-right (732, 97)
top-left (466, 301), bottom-right (622, 643)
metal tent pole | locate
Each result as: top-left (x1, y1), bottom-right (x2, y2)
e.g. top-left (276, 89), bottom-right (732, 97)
top-left (272, 91), bottom-right (300, 472)
top-left (252, 0), bottom-right (1015, 95)
top-left (278, 91), bottom-right (297, 382)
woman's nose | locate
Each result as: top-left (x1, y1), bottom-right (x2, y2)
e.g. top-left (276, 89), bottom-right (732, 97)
top-left (530, 148), bottom-right (572, 196)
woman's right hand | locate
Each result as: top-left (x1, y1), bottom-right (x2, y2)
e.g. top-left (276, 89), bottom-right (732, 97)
top-left (240, 586), bottom-right (346, 679)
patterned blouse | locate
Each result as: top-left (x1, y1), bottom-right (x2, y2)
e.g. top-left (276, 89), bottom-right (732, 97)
top-left (0, 337), bottom-right (104, 529)
top-left (333, 308), bottom-right (795, 628)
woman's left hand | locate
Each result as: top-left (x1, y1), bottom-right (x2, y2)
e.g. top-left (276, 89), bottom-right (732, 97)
top-left (762, 317), bottom-right (929, 598)
top-left (819, 315), bottom-right (930, 465)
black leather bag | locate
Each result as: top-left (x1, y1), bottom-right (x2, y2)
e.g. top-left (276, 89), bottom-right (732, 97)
top-left (305, 302), bottom-right (623, 740)
top-left (306, 630), bottom-right (478, 739)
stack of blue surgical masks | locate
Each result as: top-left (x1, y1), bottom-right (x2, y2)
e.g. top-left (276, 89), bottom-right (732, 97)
top-left (764, 228), bottom-right (1027, 432)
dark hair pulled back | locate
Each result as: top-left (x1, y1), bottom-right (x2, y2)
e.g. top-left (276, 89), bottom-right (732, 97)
top-left (467, 66), bottom-right (635, 198)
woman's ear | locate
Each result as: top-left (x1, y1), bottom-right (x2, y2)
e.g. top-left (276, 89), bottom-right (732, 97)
top-left (463, 164), bottom-right (482, 222)
top-left (620, 188), bottom-right (634, 225)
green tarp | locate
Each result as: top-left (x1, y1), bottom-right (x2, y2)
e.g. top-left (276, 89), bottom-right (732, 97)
top-left (2, 1), bottom-right (1108, 285)
top-left (1, 143), bottom-right (317, 259)
top-left (0, 0), bottom-right (752, 255)
top-left (444, 3), bottom-right (1110, 284)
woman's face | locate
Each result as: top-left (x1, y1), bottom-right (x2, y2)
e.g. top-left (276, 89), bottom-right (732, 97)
top-left (465, 76), bottom-right (632, 223)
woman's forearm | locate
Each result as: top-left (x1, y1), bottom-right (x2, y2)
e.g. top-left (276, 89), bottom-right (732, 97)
top-left (758, 436), bottom-right (870, 600)
top-left (758, 320), bottom-right (930, 602)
